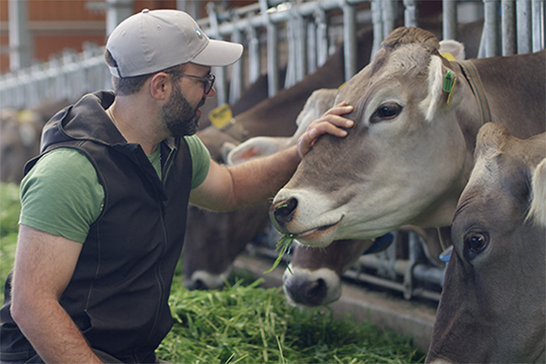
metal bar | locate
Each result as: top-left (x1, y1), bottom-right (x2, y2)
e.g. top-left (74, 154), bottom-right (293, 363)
top-left (207, 2), bottom-right (228, 105)
top-left (342, 0), bottom-right (357, 80)
top-left (403, 0), bottom-right (418, 27)
top-left (382, 0), bottom-right (396, 39)
top-left (502, 0), bottom-right (516, 55)
top-left (484, 0), bottom-right (501, 57)
top-left (259, 0), bottom-right (279, 97)
top-left (284, 14), bottom-right (297, 89)
top-left (443, 0), bottom-right (458, 40)
top-left (246, 18), bottom-right (261, 84)
top-left (314, 8), bottom-right (329, 67)
top-left (295, 11), bottom-right (308, 83)
top-left (371, 0), bottom-right (383, 59)
top-left (532, 0), bottom-right (545, 51)
top-left (229, 12), bottom-right (244, 104)
top-left (307, 20), bottom-right (318, 74)
top-left (517, 0), bottom-right (533, 53)
top-left (8, 0), bottom-right (32, 70)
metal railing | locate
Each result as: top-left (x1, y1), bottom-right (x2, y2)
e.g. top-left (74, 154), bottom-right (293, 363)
top-left (1, 0), bottom-right (544, 111)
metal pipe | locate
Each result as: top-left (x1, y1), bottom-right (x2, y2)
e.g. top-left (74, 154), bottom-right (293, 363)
top-left (307, 21), bottom-right (318, 75)
top-left (314, 8), bottom-right (329, 67)
top-left (484, 0), bottom-right (500, 57)
top-left (8, 0), bottom-right (32, 70)
top-left (207, 3), bottom-right (228, 105)
top-left (502, 0), bottom-right (516, 56)
top-left (371, 0), bottom-right (383, 59)
top-left (532, 0), bottom-right (545, 51)
top-left (382, 0), bottom-right (396, 39)
top-left (342, 0), bottom-right (357, 80)
top-left (517, 0), bottom-right (533, 53)
top-left (403, 0), bottom-right (418, 27)
top-left (443, 0), bottom-right (458, 40)
top-left (295, 12), bottom-right (308, 83)
top-left (246, 18), bottom-right (261, 84)
top-left (259, 0), bottom-right (279, 97)
top-left (229, 12), bottom-right (244, 104)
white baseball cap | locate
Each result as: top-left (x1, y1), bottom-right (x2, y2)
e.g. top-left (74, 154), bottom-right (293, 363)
top-left (106, 9), bottom-right (244, 78)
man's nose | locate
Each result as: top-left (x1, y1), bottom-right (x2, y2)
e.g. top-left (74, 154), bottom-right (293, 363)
top-left (206, 87), bottom-right (216, 98)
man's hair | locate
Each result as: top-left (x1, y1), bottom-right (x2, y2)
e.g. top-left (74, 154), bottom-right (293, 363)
top-left (104, 49), bottom-right (186, 96)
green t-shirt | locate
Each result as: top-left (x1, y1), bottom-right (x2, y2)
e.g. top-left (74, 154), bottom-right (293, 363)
top-left (19, 135), bottom-right (210, 243)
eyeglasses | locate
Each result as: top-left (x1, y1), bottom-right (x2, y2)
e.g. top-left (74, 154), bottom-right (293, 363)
top-left (169, 72), bottom-right (216, 95)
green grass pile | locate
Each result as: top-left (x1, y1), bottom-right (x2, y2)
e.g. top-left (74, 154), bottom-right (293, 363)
top-left (1, 182), bottom-right (425, 363)
top-left (0, 182), bottom-right (20, 300)
top-left (158, 280), bottom-right (425, 363)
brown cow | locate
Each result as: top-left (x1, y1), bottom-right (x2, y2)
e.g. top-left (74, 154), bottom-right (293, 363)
top-left (426, 123), bottom-right (546, 363)
top-left (270, 27), bottom-right (545, 249)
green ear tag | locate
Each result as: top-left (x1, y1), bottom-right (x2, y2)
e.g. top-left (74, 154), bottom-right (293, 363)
top-left (443, 70), bottom-right (457, 105)
top-left (443, 70), bottom-right (454, 93)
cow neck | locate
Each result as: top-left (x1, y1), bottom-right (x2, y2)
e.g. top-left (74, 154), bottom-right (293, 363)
top-left (218, 117), bottom-right (248, 141)
top-left (456, 60), bottom-right (492, 126)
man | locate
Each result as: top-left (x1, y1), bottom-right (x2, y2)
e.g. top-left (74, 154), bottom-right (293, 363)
top-left (0, 9), bottom-right (354, 363)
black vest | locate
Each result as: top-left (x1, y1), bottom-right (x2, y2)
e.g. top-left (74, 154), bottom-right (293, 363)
top-left (0, 91), bottom-right (193, 363)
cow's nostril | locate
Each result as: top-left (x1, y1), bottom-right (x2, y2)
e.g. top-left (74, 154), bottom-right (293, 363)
top-left (306, 278), bottom-right (326, 301)
top-left (191, 279), bottom-right (208, 290)
top-left (273, 198), bottom-right (298, 226)
top-left (286, 277), bottom-right (327, 306)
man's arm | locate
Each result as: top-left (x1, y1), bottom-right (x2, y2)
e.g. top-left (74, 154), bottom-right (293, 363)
top-left (189, 103), bottom-right (354, 211)
top-left (10, 225), bottom-right (103, 364)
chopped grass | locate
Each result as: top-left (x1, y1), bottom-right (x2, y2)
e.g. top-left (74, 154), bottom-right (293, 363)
top-left (158, 280), bottom-right (425, 363)
top-left (0, 183), bottom-right (20, 302)
top-left (264, 233), bottom-right (294, 274)
top-left (0, 182), bottom-right (425, 363)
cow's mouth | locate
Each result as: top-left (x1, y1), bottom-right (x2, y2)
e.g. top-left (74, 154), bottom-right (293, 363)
top-left (293, 217), bottom-right (343, 247)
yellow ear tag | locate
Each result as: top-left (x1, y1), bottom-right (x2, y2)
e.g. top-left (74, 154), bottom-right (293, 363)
top-left (208, 104), bottom-right (233, 129)
top-left (440, 52), bottom-right (456, 62)
top-left (338, 81), bottom-right (347, 90)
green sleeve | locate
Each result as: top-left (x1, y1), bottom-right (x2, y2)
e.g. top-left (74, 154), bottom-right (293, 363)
top-left (184, 135), bottom-right (210, 189)
top-left (19, 149), bottom-right (104, 243)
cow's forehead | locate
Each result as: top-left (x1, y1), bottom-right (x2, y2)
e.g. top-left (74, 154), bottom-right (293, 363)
top-left (339, 43), bottom-right (432, 106)
top-left (373, 44), bottom-right (432, 77)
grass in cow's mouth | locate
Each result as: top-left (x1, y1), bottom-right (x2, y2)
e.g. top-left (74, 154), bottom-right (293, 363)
top-left (264, 234), bottom-right (295, 274)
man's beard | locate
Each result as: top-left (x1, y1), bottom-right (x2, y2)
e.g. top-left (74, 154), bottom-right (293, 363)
top-left (162, 83), bottom-right (205, 137)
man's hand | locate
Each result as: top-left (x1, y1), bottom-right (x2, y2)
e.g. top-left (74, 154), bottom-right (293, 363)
top-left (296, 102), bottom-right (354, 159)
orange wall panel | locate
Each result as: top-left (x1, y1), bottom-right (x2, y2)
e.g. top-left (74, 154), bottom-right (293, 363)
top-left (34, 34), bottom-right (106, 61)
top-left (28, 0), bottom-right (105, 21)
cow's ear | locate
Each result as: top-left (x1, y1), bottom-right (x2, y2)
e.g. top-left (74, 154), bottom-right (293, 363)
top-left (528, 158), bottom-right (546, 227)
top-left (439, 40), bottom-right (466, 61)
top-left (420, 55), bottom-right (463, 122)
top-left (226, 137), bottom-right (290, 165)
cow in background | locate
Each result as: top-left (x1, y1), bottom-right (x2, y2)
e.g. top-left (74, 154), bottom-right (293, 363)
top-left (0, 99), bottom-right (71, 184)
top-left (426, 123), bottom-right (546, 363)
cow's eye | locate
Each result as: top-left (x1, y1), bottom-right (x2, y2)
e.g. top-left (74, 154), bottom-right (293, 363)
top-left (370, 103), bottom-right (402, 123)
top-left (464, 231), bottom-right (488, 258)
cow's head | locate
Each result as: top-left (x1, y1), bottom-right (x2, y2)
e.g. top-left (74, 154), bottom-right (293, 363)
top-left (426, 123), bottom-right (546, 363)
top-left (270, 27), bottom-right (475, 247)
top-left (283, 239), bottom-right (373, 306)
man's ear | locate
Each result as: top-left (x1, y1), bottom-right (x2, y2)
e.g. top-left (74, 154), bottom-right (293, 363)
top-left (149, 72), bottom-right (170, 100)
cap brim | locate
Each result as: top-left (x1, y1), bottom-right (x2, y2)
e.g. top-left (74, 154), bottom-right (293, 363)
top-left (192, 39), bottom-right (243, 67)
